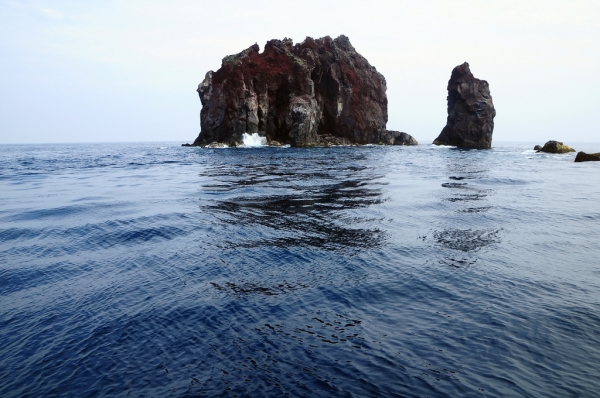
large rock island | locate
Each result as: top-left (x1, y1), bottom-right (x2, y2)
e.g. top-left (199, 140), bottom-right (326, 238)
top-left (187, 35), bottom-right (417, 147)
top-left (433, 62), bottom-right (496, 149)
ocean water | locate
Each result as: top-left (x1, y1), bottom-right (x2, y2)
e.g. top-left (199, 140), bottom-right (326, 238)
top-left (1, 142), bottom-right (599, 397)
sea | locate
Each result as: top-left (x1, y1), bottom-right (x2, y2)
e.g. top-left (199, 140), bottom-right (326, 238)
top-left (1, 141), bottom-right (599, 397)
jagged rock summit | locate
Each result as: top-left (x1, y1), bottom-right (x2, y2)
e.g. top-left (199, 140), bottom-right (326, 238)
top-left (433, 62), bottom-right (496, 149)
top-left (188, 35), bottom-right (417, 147)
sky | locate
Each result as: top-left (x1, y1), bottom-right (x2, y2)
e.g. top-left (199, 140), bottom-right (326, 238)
top-left (1, 0), bottom-right (599, 144)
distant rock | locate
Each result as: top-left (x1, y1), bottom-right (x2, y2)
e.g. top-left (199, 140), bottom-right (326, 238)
top-left (533, 145), bottom-right (542, 151)
top-left (185, 35), bottom-right (417, 147)
top-left (379, 131), bottom-right (418, 146)
top-left (574, 151), bottom-right (600, 162)
top-left (537, 140), bottom-right (575, 154)
top-left (433, 62), bottom-right (496, 149)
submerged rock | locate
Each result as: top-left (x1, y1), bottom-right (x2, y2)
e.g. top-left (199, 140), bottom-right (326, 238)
top-left (574, 152), bottom-right (600, 162)
top-left (433, 62), bottom-right (496, 149)
top-left (187, 35), bottom-right (417, 147)
top-left (537, 140), bottom-right (575, 154)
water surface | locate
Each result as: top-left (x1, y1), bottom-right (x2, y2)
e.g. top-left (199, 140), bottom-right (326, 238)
top-left (1, 142), bottom-right (599, 397)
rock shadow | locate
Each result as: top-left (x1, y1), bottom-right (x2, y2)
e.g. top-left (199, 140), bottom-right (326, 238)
top-left (431, 152), bottom-right (501, 267)
top-left (198, 150), bottom-right (388, 251)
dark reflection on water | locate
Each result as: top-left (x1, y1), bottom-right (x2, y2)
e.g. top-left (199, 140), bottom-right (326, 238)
top-left (199, 151), bottom-right (387, 251)
top-left (444, 193), bottom-right (488, 202)
top-left (433, 228), bottom-right (502, 252)
top-left (441, 182), bottom-right (469, 188)
top-left (433, 150), bottom-right (500, 264)
top-left (458, 206), bottom-right (493, 213)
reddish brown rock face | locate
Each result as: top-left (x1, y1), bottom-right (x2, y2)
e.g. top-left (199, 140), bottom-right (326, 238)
top-left (433, 62), bottom-right (495, 149)
top-left (191, 36), bottom-right (413, 147)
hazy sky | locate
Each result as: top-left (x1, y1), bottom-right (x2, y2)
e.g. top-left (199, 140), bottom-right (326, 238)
top-left (1, 0), bottom-right (599, 144)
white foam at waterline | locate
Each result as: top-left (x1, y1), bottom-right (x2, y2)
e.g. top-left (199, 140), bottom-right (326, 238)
top-left (242, 133), bottom-right (267, 147)
top-left (521, 149), bottom-right (536, 155)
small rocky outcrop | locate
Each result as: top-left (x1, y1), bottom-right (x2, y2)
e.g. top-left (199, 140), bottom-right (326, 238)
top-left (533, 145), bottom-right (542, 151)
top-left (433, 62), bottom-right (495, 149)
top-left (536, 140), bottom-right (575, 154)
top-left (379, 131), bottom-right (418, 145)
top-left (186, 35), bottom-right (417, 147)
top-left (574, 152), bottom-right (600, 162)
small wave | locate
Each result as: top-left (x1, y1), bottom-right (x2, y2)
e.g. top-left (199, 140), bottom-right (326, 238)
top-left (211, 280), bottom-right (308, 296)
top-left (242, 133), bottom-right (267, 147)
top-left (441, 182), bottom-right (469, 188)
top-left (433, 228), bottom-right (502, 252)
top-left (2, 205), bottom-right (89, 222)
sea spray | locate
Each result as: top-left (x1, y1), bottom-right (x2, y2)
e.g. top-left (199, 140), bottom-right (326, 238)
top-left (242, 133), bottom-right (267, 147)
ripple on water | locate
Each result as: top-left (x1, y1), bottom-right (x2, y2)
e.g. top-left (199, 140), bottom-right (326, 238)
top-left (433, 228), bottom-right (502, 252)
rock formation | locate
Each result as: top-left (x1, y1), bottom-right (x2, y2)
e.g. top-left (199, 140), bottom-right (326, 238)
top-left (536, 140), bottom-right (575, 154)
top-left (433, 62), bottom-right (495, 148)
top-left (574, 152), bottom-right (600, 162)
top-left (379, 131), bottom-right (418, 145)
top-left (186, 36), bottom-right (417, 147)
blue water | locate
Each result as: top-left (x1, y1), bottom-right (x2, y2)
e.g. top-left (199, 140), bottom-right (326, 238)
top-left (1, 142), bottom-right (600, 397)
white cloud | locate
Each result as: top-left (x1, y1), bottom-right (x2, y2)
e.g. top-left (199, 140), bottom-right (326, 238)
top-left (39, 7), bottom-right (63, 19)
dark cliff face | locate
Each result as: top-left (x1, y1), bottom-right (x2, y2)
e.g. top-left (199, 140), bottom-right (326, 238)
top-left (191, 36), bottom-right (415, 147)
top-left (433, 62), bottom-right (495, 149)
